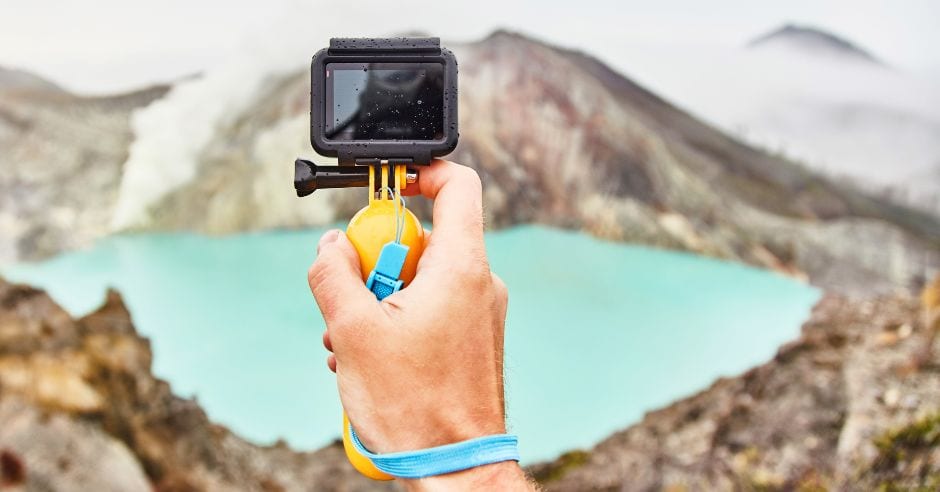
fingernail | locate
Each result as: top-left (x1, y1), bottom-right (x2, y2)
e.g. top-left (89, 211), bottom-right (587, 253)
top-left (317, 229), bottom-right (341, 253)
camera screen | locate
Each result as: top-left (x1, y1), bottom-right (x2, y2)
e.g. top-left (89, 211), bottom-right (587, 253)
top-left (325, 62), bottom-right (445, 141)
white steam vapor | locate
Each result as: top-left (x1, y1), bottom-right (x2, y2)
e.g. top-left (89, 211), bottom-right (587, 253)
top-left (111, 9), bottom-right (330, 230)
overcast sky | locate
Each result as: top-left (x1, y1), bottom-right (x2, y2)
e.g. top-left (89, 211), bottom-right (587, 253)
top-left (2, 0), bottom-right (939, 94)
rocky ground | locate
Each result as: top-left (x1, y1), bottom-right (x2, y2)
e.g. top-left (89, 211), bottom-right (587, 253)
top-left (532, 282), bottom-right (940, 491)
top-left (1, 274), bottom-right (937, 491)
top-left (0, 277), bottom-right (394, 492)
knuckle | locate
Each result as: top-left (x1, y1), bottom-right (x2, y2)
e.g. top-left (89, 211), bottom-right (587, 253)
top-left (457, 165), bottom-right (483, 192)
top-left (452, 265), bottom-right (478, 285)
top-left (329, 310), bottom-right (371, 348)
top-left (307, 258), bottom-right (333, 295)
top-left (329, 308), bottom-right (362, 332)
top-left (308, 255), bottom-right (348, 322)
top-left (491, 273), bottom-right (509, 303)
top-left (309, 244), bottom-right (349, 285)
top-left (307, 260), bottom-right (321, 285)
top-left (452, 255), bottom-right (490, 289)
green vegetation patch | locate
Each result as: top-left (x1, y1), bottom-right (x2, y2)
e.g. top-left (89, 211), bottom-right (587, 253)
top-left (873, 412), bottom-right (940, 469)
top-left (864, 412), bottom-right (940, 490)
top-left (532, 450), bottom-right (591, 484)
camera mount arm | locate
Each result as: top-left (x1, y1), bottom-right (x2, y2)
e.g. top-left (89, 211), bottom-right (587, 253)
top-left (294, 159), bottom-right (416, 197)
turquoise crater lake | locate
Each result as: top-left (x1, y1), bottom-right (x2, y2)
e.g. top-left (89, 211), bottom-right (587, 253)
top-left (3, 226), bottom-right (819, 463)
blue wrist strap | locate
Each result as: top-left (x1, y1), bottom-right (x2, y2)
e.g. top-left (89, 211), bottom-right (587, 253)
top-left (348, 424), bottom-right (521, 479)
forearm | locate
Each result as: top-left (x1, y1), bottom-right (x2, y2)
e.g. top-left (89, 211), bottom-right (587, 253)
top-left (401, 461), bottom-right (537, 492)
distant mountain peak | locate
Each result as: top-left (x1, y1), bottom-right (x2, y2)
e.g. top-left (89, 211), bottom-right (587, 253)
top-left (748, 23), bottom-right (882, 65)
top-left (476, 29), bottom-right (582, 59)
top-left (485, 28), bottom-right (523, 39)
top-left (479, 28), bottom-right (537, 47)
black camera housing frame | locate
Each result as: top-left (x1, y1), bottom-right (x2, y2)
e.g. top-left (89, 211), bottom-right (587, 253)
top-left (310, 37), bottom-right (458, 166)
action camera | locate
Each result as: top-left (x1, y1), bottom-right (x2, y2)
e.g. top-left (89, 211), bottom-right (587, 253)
top-left (309, 37), bottom-right (459, 166)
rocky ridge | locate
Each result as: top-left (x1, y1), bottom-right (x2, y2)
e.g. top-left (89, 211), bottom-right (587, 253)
top-left (0, 276), bottom-right (393, 492)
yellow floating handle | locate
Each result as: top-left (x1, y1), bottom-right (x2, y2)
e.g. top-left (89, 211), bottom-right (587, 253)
top-left (342, 413), bottom-right (392, 480)
top-left (341, 164), bottom-right (423, 480)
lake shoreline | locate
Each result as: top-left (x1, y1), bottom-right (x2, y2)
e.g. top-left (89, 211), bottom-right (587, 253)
top-left (2, 226), bottom-right (821, 462)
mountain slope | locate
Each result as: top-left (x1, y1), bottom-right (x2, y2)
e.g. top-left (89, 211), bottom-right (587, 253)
top-left (3, 32), bottom-right (938, 295)
top-left (0, 80), bottom-right (168, 263)
top-left (562, 37), bottom-right (939, 237)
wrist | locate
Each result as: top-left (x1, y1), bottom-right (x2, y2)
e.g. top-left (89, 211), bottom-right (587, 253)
top-left (356, 397), bottom-right (506, 453)
top-left (401, 461), bottom-right (532, 492)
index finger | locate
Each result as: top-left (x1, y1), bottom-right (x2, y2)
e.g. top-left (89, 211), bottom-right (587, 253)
top-left (403, 159), bottom-right (484, 254)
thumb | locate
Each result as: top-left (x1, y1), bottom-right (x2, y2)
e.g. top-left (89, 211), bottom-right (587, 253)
top-left (308, 230), bottom-right (376, 325)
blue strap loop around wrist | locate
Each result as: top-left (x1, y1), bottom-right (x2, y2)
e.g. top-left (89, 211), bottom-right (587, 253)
top-left (347, 424), bottom-right (520, 479)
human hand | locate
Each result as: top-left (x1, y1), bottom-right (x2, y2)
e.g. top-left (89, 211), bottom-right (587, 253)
top-left (309, 160), bottom-right (532, 490)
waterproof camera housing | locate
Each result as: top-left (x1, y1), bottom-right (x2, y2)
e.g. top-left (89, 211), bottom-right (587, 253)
top-left (310, 37), bottom-right (458, 166)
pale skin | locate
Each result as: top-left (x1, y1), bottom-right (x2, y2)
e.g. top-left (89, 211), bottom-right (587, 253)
top-left (308, 159), bottom-right (536, 491)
